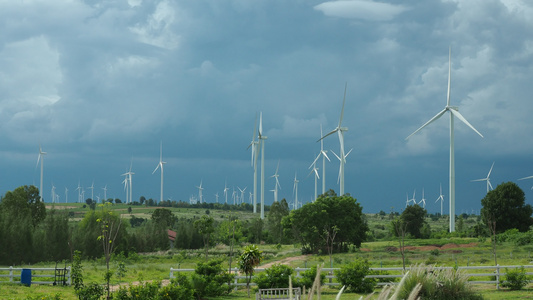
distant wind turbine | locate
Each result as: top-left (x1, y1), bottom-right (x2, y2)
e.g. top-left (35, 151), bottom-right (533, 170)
top-left (311, 124), bottom-right (330, 195)
top-left (308, 161), bottom-right (320, 201)
top-left (51, 183), bottom-right (56, 203)
top-left (88, 181), bottom-right (95, 202)
top-left (238, 186), bottom-right (247, 204)
top-left (122, 160), bottom-right (134, 203)
top-left (36, 144), bottom-right (47, 201)
top-left (435, 184), bottom-right (445, 216)
top-left (271, 160), bottom-right (281, 202)
top-left (214, 192), bottom-right (219, 204)
top-left (471, 162), bottom-right (494, 193)
top-left (76, 181), bottom-right (82, 203)
top-left (319, 83), bottom-right (349, 195)
top-left (258, 112), bottom-right (267, 219)
top-left (223, 180), bottom-right (229, 204)
top-left (152, 141), bottom-right (166, 204)
top-left (65, 187), bottom-right (68, 203)
top-left (293, 173), bottom-right (299, 210)
top-left (102, 185), bottom-right (107, 203)
top-left (418, 188), bottom-right (427, 208)
top-left (247, 113), bottom-right (259, 213)
top-left (196, 180), bottom-right (204, 204)
top-left (405, 47), bottom-right (484, 232)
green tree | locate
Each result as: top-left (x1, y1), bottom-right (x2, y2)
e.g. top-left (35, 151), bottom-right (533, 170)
top-left (96, 203), bottom-right (123, 299)
top-left (194, 215), bottom-right (215, 260)
top-left (239, 244), bottom-right (263, 297)
top-left (152, 208), bottom-right (175, 227)
top-left (283, 190), bottom-right (368, 253)
top-left (481, 182), bottom-right (533, 233)
top-left (1, 185), bottom-right (46, 227)
top-left (399, 204), bottom-right (429, 238)
top-left (267, 199), bottom-right (290, 244)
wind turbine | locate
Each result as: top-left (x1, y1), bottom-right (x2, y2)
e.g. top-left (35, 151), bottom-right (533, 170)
top-left (293, 173), bottom-right (299, 210)
top-left (331, 148), bottom-right (353, 187)
top-left (258, 112), bottom-right (267, 219)
top-left (223, 181), bottom-right (229, 204)
top-left (122, 174), bottom-right (129, 203)
top-left (76, 181), bottom-right (82, 203)
top-left (88, 181), bottom-right (94, 202)
top-left (409, 190), bottom-right (416, 206)
top-left (271, 160), bottom-right (281, 202)
top-left (196, 180), bottom-right (204, 204)
top-left (51, 183), bottom-right (56, 203)
top-left (36, 144), bottom-right (47, 201)
top-left (319, 84), bottom-right (349, 195)
top-left (435, 184), bottom-right (445, 216)
top-left (152, 141), bottom-right (166, 204)
top-left (418, 188), bottom-right (427, 208)
top-left (214, 192), bottom-right (219, 204)
top-left (247, 113), bottom-right (259, 214)
top-left (102, 185), bottom-right (108, 203)
top-left (122, 161), bottom-right (134, 204)
top-left (405, 47), bottom-right (484, 232)
top-left (311, 124), bottom-right (330, 195)
top-left (471, 162), bottom-right (494, 193)
top-left (308, 161), bottom-right (320, 201)
top-left (65, 187), bottom-right (68, 203)
top-left (238, 186), bottom-right (247, 204)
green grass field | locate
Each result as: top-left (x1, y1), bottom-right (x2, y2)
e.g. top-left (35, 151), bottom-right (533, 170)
top-left (2, 204), bottom-right (533, 299)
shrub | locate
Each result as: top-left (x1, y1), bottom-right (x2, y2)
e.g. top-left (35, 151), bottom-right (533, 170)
top-left (335, 258), bottom-right (375, 293)
top-left (293, 265), bottom-right (325, 289)
top-left (398, 264), bottom-right (483, 300)
top-left (502, 266), bottom-right (529, 290)
top-left (255, 264), bottom-right (294, 289)
top-left (191, 259), bottom-right (234, 298)
top-left (77, 283), bottom-right (104, 300)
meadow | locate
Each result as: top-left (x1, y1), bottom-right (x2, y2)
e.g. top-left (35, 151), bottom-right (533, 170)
top-left (2, 204), bottom-right (533, 299)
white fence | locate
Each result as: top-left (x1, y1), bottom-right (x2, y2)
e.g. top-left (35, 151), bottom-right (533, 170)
top-left (170, 265), bottom-right (533, 289)
top-left (0, 266), bottom-right (71, 285)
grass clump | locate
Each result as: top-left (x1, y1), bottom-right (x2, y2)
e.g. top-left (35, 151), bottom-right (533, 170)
top-left (397, 264), bottom-right (483, 300)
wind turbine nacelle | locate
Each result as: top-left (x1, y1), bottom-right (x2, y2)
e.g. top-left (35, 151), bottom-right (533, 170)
top-left (340, 127), bottom-right (349, 131)
top-left (448, 106), bottom-right (459, 111)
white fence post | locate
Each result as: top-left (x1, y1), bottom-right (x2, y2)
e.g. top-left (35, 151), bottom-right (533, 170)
top-left (496, 264), bottom-right (500, 290)
top-left (9, 266), bottom-right (13, 282)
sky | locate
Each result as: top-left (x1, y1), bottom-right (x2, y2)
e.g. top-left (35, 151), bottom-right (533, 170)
top-left (1, 0), bottom-right (533, 215)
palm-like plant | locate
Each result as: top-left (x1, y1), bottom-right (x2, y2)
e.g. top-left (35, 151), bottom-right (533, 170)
top-left (239, 244), bottom-right (263, 297)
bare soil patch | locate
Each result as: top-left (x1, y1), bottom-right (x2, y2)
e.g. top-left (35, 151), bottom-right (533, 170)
top-left (391, 243), bottom-right (477, 252)
top-left (260, 255), bottom-right (312, 269)
top-left (46, 205), bottom-right (76, 210)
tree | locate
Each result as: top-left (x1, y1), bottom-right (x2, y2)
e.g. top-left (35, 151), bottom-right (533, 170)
top-left (267, 199), bottom-right (289, 244)
top-left (96, 203), bottom-right (123, 299)
top-left (239, 244), bottom-right (263, 297)
top-left (283, 190), bottom-right (368, 253)
top-left (481, 182), bottom-right (533, 233)
top-left (399, 204), bottom-right (429, 238)
top-left (1, 185), bottom-right (46, 227)
top-left (194, 215), bottom-right (215, 260)
top-left (391, 218), bottom-right (408, 271)
top-left (152, 208), bottom-right (174, 227)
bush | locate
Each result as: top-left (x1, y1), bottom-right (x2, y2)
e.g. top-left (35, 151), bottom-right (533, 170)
top-left (293, 265), bottom-right (325, 289)
top-left (502, 266), bottom-right (529, 290)
top-left (255, 264), bottom-right (294, 289)
top-left (77, 283), bottom-right (104, 300)
top-left (399, 264), bottom-right (483, 300)
top-left (335, 258), bottom-right (375, 293)
top-left (191, 259), bottom-right (234, 298)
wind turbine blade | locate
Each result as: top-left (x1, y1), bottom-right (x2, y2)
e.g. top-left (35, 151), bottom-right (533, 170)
top-left (259, 112), bottom-right (263, 138)
top-left (519, 175), bottom-right (533, 180)
top-left (449, 109), bottom-right (484, 138)
top-left (322, 150), bottom-right (331, 162)
top-left (345, 148), bottom-right (353, 158)
top-left (471, 178), bottom-right (486, 182)
top-left (447, 46), bottom-right (451, 107)
top-left (310, 154), bottom-right (321, 169)
top-left (330, 150), bottom-right (341, 161)
top-left (152, 164), bottom-right (160, 174)
top-left (314, 168), bottom-right (320, 179)
top-left (488, 180), bottom-right (493, 190)
top-left (338, 82), bottom-right (347, 127)
top-left (318, 128), bottom-right (338, 142)
top-left (405, 108), bottom-right (447, 140)
top-left (487, 162), bottom-right (495, 178)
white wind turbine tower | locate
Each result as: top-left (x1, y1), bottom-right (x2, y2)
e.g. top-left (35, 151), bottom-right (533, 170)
top-left (247, 113), bottom-right (259, 213)
top-left (293, 173), bottom-right (299, 210)
top-left (471, 162), bottom-right (494, 193)
top-left (435, 184), bottom-right (445, 216)
top-left (152, 141), bottom-right (166, 204)
top-left (405, 47), bottom-right (484, 232)
top-left (418, 188), bottom-right (427, 208)
top-left (331, 148), bottom-right (353, 190)
top-left (258, 112), bottom-right (267, 219)
top-left (89, 181), bottom-right (94, 202)
top-left (122, 174), bottom-right (129, 203)
top-left (36, 144), bottom-right (47, 201)
top-left (223, 181), bottom-right (229, 204)
top-left (102, 185), bottom-right (107, 203)
top-left (65, 187), bottom-right (68, 203)
top-left (308, 161), bottom-right (320, 201)
top-left (312, 124), bottom-right (330, 195)
top-left (271, 160), bottom-right (281, 202)
top-left (76, 181), bottom-right (82, 203)
top-left (319, 84), bottom-right (349, 195)
top-left (51, 184), bottom-right (56, 203)
top-left (214, 193), bottom-right (219, 204)
top-left (122, 161), bottom-right (134, 204)
top-left (238, 187), bottom-right (247, 204)
top-left (197, 180), bottom-right (204, 204)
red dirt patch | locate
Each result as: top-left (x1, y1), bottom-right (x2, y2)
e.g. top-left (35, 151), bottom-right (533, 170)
top-left (388, 243), bottom-right (477, 252)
